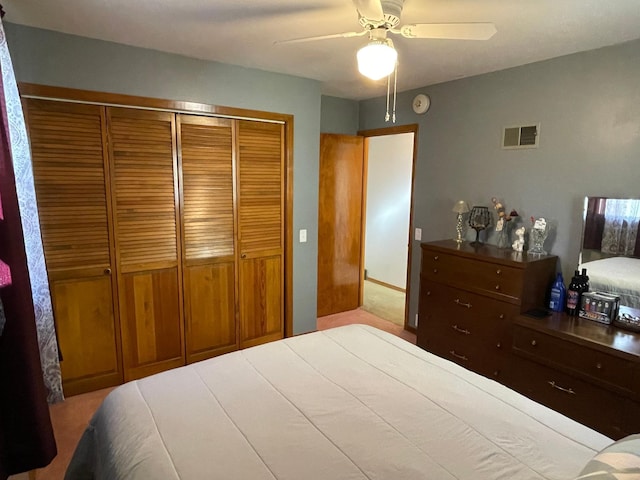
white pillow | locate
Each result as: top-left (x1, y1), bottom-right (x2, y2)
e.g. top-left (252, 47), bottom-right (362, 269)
top-left (575, 434), bottom-right (640, 479)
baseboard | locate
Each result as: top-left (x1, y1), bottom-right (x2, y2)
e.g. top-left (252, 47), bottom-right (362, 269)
top-left (365, 277), bottom-right (405, 293)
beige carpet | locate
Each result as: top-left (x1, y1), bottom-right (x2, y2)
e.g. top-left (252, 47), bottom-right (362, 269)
top-left (362, 280), bottom-right (406, 327)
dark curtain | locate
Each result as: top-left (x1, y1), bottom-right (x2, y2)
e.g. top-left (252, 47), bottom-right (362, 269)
top-left (0, 47), bottom-right (56, 479)
top-left (582, 197), bottom-right (606, 250)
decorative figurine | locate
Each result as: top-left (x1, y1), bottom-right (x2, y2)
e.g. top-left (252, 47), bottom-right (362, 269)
top-left (512, 226), bottom-right (526, 252)
top-left (491, 197), bottom-right (519, 248)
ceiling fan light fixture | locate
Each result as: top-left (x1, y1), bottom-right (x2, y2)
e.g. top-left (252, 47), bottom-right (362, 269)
top-left (357, 38), bottom-right (397, 80)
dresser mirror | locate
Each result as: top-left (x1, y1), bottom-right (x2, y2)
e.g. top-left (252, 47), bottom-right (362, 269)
top-left (579, 196), bottom-right (640, 308)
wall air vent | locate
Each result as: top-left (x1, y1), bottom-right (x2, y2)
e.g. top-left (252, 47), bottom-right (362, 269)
top-left (502, 124), bottom-right (540, 149)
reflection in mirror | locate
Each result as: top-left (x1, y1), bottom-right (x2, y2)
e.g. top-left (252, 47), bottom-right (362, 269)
top-left (579, 197), bottom-right (640, 308)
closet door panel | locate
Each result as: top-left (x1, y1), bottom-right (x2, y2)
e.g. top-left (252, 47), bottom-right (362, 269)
top-left (120, 269), bottom-right (183, 380)
top-left (238, 255), bottom-right (282, 347)
top-left (237, 120), bottom-right (284, 347)
top-left (108, 107), bottom-right (184, 380)
top-left (52, 275), bottom-right (119, 395)
top-left (184, 262), bottom-right (236, 362)
top-left (25, 99), bottom-right (122, 395)
top-left (179, 115), bottom-right (237, 362)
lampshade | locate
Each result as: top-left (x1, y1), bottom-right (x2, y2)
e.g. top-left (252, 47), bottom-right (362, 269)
top-left (357, 39), bottom-right (397, 80)
top-left (452, 200), bottom-right (470, 214)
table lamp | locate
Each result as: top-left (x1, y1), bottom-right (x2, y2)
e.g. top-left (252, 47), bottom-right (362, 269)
top-left (452, 201), bottom-right (470, 244)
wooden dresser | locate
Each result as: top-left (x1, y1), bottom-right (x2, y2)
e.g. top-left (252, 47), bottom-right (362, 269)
top-left (510, 312), bottom-right (640, 439)
top-left (417, 240), bottom-right (556, 382)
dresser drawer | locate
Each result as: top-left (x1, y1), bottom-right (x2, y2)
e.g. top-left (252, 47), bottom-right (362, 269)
top-left (508, 357), bottom-right (626, 439)
top-left (513, 325), bottom-right (635, 392)
top-left (419, 281), bottom-right (517, 344)
top-left (422, 250), bottom-right (523, 300)
top-left (623, 398), bottom-right (640, 436)
top-left (422, 332), bottom-right (506, 380)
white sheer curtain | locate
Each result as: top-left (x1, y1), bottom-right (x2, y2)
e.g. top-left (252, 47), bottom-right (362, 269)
top-left (601, 199), bottom-right (640, 257)
top-left (0, 18), bottom-right (63, 403)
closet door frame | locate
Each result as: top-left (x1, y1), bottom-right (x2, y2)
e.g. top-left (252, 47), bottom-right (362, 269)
top-left (19, 83), bottom-right (295, 339)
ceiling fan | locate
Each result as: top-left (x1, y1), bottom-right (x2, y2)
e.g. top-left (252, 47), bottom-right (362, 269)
top-left (276, 0), bottom-right (497, 81)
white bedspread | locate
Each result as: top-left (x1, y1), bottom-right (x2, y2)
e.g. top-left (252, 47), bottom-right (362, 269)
top-left (581, 257), bottom-right (640, 308)
top-left (65, 325), bottom-right (612, 480)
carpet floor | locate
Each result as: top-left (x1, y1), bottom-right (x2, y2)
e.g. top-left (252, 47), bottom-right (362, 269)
top-left (361, 279), bottom-right (406, 327)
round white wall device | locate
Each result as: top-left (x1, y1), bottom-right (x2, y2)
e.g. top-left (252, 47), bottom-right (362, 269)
top-left (412, 94), bottom-right (431, 114)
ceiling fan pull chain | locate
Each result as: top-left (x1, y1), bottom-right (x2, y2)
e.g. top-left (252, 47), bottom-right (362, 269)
top-left (385, 72), bottom-right (391, 122)
top-left (392, 61), bottom-right (397, 123)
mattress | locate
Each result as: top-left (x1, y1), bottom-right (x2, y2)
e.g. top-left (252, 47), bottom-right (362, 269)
top-left (581, 257), bottom-right (640, 308)
top-left (65, 324), bottom-right (612, 480)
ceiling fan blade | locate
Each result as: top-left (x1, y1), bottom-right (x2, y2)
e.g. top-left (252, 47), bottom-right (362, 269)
top-left (352, 0), bottom-right (384, 21)
top-left (274, 30), bottom-right (367, 45)
top-left (399, 23), bottom-right (497, 40)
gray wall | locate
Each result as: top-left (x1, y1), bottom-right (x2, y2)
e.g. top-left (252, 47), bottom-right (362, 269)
top-left (320, 95), bottom-right (359, 134)
top-left (5, 23), bottom-right (321, 335)
top-left (360, 39), bottom-right (640, 328)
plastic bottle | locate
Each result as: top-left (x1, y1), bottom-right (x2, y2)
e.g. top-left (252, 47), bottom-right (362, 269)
top-left (548, 272), bottom-right (566, 312)
top-left (566, 270), bottom-right (581, 316)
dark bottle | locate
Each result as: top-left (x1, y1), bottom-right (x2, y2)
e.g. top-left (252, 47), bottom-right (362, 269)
top-left (581, 268), bottom-right (590, 292)
top-left (566, 270), bottom-right (581, 316)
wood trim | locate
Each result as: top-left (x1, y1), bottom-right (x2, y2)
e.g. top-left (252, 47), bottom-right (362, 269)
top-left (170, 114), bottom-right (187, 365)
top-left (22, 82), bottom-right (294, 341)
top-left (284, 119), bottom-right (294, 337)
top-left (231, 120), bottom-right (241, 347)
top-left (365, 276), bottom-right (406, 293)
top-left (357, 124), bottom-right (418, 138)
top-left (19, 83), bottom-right (291, 123)
top-left (357, 123), bottom-right (419, 331)
top-left (404, 127), bottom-right (420, 330)
top-left (359, 138), bottom-right (369, 307)
top-left (101, 105), bottom-right (125, 390)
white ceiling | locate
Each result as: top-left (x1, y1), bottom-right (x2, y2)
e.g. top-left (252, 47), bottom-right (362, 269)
top-left (4, 0), bottom-right (640, 100)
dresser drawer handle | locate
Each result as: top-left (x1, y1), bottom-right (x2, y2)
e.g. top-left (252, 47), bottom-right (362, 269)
top-left (454, 299), bottom-right (472, 309)
top-left (452, 325), bottom-right (471, 335)
top-left (433, 268), bottom-right (438, 273)
top-left (433, 255), bottom-right (439, 261)
top-left (596, 362), bottom-right (602, 370)
top-left (548, 381), bottom-right (576, 395)
top-left (531, 340), bottom-right (537, 346)
top-left (496, 269), bottom-right (502, 275)
top-left (449, 350), bottom-right (468, 361)
top-left (495, 284), bottom-right (501, 291)
top-left (498, 313), bottom-right (505, 319)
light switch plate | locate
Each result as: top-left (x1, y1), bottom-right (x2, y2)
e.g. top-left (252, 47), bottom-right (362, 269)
top-left (299, 229), bottom-right (307, 243)
top-left (415, 228), bottom-right (422, 241)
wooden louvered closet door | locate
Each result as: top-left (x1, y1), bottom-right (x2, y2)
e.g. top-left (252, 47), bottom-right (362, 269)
top-left (107, 108), bottom-right (185, 381)
top-left (178, 115), bottom-right (237, 363)
top-left (237, 120), bottom-right (284, 348)
top-left (24, 99), bottom-right (122, 395)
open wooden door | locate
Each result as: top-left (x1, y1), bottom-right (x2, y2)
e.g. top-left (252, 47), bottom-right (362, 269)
top-left (317, 134), bottom-right (365, 317)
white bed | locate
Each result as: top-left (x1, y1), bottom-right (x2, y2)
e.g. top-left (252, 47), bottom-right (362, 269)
top-left (65, 324), bottom-right (612, 480)
top-left (581, 257), bottom-right (640, 308)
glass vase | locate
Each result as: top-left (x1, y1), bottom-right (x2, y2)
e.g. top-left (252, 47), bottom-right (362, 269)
top-left (528, 226), bottom-right (549, 255)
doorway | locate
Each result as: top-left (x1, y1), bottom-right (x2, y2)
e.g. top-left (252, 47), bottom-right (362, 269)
top-left (361, 132), bottom-right (414, 328)
top-left (317, 125), bottom-right (418, 331)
